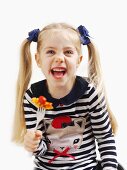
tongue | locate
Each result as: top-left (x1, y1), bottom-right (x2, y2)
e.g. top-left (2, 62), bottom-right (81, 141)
top-left (53, 71), bottom-right (64, 78)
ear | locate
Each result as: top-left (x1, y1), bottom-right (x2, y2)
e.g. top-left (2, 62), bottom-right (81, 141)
top-left (35, 53), bottom-right (41, 68)
top-left (77, 56), bottom-right (83, 68)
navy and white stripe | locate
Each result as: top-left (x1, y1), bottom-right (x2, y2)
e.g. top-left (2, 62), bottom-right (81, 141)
top-left (23, 76), bottom-right (117, 170)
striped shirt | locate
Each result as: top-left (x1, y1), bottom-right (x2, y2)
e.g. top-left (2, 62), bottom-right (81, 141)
top-left (23, 76), bottom-right (117, 170)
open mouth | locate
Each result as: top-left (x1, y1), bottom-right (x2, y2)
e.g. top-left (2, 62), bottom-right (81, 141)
top-left (51, 67), bottom-right (67, 79)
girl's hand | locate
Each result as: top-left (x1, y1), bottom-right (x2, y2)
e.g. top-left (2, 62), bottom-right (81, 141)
top-left (24, 129), bottom-right (42, 152)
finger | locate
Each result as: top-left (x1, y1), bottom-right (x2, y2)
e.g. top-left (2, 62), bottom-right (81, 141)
top-left (26, 129), bottom-right (42, 140)
top-left (35, 130), bottom-right (42, 139)
top-left (24, 143), bottom-right (39, 152)
top-left (24, 145), bottom-right (37, 152)
top-left (24, 129), bottom-right (38, 143)
top-left (24, 137), bottom-right (40, 146)
top-left (26, 129), bottom-right (36, 139)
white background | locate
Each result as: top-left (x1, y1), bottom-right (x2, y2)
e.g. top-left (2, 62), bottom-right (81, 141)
top-left (0, 0), bottom-right (127, 169)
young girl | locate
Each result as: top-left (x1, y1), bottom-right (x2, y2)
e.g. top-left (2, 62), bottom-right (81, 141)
top-left (13, 23), bottom-right (118, 170)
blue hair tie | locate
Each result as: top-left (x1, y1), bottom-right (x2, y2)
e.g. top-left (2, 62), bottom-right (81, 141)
top-left (27, 29), bottom-right (40, 42)
top-left (77, 25), bottom-right (91, 45)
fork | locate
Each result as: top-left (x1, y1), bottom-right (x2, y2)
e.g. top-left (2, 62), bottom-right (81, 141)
top-left (35, 107), bottom-right (46, 130)
top-left (29, 108), bottom-right (45, 157)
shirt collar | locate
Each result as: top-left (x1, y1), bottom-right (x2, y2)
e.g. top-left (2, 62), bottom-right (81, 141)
top-left (31, 76), bottom-right (88, 108)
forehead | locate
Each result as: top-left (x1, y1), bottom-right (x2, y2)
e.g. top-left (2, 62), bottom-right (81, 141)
top-left (41, 29), bottom-right (79, 48)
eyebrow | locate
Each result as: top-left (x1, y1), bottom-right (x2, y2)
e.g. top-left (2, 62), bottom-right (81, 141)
top-left (44, 47), bottom-right (55, 50)
top-left (43, 46), bottom-right (75, 50)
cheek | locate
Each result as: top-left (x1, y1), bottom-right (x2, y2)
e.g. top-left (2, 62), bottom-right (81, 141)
top-left (67, 58), bottom-right (78, 68)
top-left (41, 65), bottom-right (49, 75)
top-left (40, 61), bottom-right (52, 75)
top-left (72, 61), bottom-right (79, 70)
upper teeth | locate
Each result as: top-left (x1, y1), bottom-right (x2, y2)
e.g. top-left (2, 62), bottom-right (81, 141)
top-left (52, 68), bottom-right (65, 71)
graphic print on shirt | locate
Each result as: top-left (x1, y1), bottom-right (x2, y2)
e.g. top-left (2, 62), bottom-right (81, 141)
top-left (44, 116), bottom-right (86, 163)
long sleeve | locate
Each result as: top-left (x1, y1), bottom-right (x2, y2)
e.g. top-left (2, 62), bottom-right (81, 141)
top-left (23, 87), bottom-right (47, 156)
top-left (88, 85), bottom-right (118, 169)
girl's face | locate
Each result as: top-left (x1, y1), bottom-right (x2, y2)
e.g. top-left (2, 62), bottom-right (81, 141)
top-left (36, 30), bottom-right (82, 90)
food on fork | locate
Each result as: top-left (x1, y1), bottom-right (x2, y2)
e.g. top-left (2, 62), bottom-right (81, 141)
top-left (31, 96), bottom-right (53, 109)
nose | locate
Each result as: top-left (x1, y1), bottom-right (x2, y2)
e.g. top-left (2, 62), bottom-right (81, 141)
top-left (54, 54), bottom-right (64, 63)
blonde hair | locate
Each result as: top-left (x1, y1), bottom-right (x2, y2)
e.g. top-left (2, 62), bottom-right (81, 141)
top-left (87, 42), bottom-right (118, 133)
top-left (12, 23), bottom-right (117, 144)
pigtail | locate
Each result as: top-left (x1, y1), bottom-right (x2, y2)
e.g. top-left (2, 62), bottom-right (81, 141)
top-left (87, 42), bottom-right (118, 134)
top-left (12, 39), bottom-right (32, 144)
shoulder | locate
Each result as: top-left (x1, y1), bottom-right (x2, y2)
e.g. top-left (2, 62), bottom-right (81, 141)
top-left (30, 79), bottom-right (46, 96)
top-left (78, 77), bottom-right (101, 103)
top-left (77, 76), bottom-right (96, 92)
top-left (31, 79), bottom-right (46, 89)
top-left (24, 79), bottom-right (47, 105)
top-left (24, 79), bottom-right (47, 98)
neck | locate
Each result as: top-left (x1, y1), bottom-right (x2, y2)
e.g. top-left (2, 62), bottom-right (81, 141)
top-left (47, 78), bottom-right (76, 99)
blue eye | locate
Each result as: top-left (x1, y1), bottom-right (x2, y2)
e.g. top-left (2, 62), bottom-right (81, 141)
top-left (47, 50), bottom-right (55, 54)
top-left (65, 50), bottom-right (73, 54)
